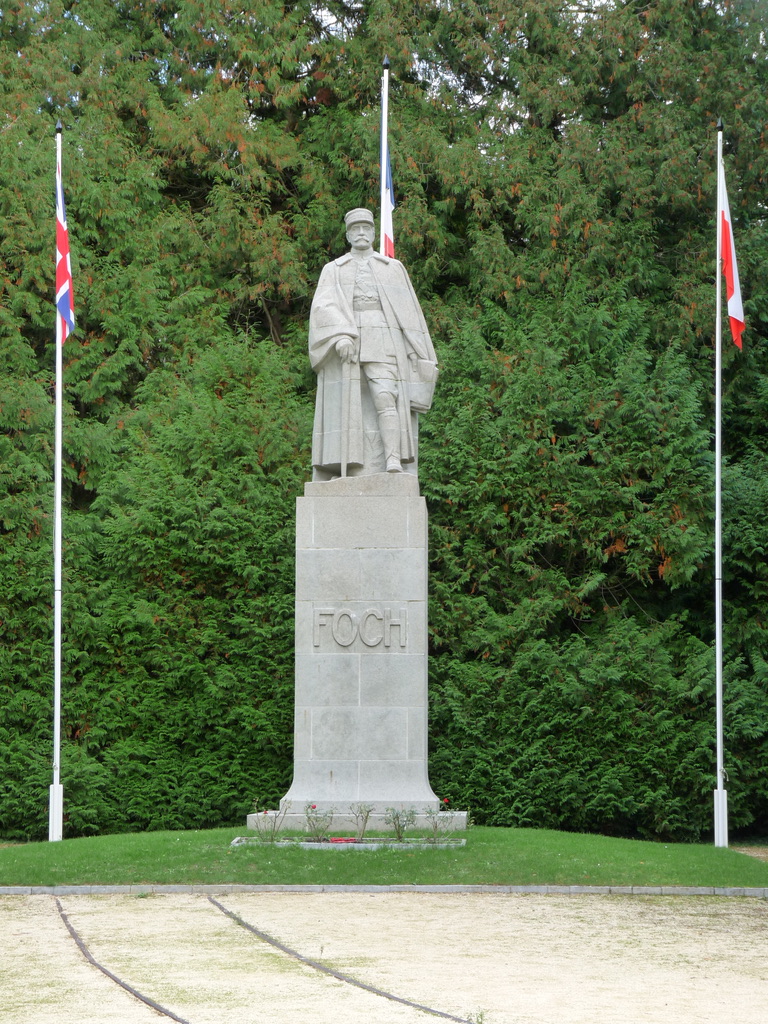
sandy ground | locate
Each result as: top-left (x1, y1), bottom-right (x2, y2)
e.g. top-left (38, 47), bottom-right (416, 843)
top-left (2, 891), bottom-right (767, 1024)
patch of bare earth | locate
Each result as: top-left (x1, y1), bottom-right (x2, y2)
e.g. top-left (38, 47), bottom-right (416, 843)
top-left (732, 845), bottom-right (768, 862)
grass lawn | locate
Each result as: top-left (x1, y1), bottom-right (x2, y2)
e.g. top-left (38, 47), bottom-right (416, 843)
top-left (1, 826), bottom-right (768, 888)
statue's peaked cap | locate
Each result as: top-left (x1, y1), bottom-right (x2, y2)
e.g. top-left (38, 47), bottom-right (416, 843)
top-left (344, 208), bottom-right (374, 228)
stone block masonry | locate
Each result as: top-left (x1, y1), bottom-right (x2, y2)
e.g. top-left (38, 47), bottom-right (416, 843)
top-left (247, 473), bottom-right (468, 833)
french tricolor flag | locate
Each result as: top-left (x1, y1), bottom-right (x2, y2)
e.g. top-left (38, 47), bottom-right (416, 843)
top-left (382, 143), bottom-right (395, 258)
top-left (380, 57), bottom-right (395, 258)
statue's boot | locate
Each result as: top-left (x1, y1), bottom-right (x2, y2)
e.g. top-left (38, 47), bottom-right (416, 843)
top-left (378, 409), bottom-right (403, 473)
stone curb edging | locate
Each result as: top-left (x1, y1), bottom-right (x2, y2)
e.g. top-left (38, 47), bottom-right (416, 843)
top-left (1, 883), bottom-right (766, 897)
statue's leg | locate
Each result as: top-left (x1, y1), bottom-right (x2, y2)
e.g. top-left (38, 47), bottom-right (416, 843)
top-left (364, 364), bottom-right (402, 473)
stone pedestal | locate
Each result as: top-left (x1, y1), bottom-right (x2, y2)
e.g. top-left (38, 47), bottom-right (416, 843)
top-left (247, 472), bottom-right (464, 834)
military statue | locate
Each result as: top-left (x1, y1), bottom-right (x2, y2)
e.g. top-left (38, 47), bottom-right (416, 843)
top-left (308, 208), bottom-right (438, 480)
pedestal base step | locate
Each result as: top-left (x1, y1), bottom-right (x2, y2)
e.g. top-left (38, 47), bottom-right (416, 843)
top-left (246, 809), bottom-right (467, 834)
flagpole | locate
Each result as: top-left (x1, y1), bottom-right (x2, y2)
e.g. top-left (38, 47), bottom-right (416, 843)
top-left (379, 56), bottom-right (390, 255)
top-left (49, 121), bottom-right (65, 842)
top-left (713, 119), bottom-right (728, 848)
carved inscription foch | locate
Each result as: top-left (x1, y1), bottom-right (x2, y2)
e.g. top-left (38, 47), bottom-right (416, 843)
top-left (313, 606), bottom-right (408, 649)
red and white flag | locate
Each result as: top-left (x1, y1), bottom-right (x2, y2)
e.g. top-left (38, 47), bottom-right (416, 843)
top-left (719, 160), bottom-right (744, 349)
top-left (55, 143), bottom-right (75, 341)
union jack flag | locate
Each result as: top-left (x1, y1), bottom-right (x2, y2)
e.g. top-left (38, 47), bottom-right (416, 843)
top-left (55, 132), bottom-right (75, 341)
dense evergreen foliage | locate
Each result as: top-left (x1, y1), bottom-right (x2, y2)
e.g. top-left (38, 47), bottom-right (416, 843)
top-left (2, 0), bottom-right (767, 840)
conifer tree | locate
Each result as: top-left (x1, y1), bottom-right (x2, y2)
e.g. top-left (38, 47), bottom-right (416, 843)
top-left (1, 0), bottom-right (767, 839)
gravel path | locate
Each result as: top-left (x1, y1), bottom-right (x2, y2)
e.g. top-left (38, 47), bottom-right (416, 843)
top-left (3, 891), bottom-right (767, 1024)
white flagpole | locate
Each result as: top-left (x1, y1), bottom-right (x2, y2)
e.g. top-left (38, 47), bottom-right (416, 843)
top-left (713, 120), bottom-right (728, 848)
top-left (49, 122), bottom-right (64, 842)
top-left (379, 55), bottom-right (390, 255)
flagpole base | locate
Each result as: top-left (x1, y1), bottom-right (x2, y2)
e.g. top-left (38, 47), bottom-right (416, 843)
top-left (713, 789), bottom-right (728, 848)
top-left (49, 784), bottom-right (64, 842)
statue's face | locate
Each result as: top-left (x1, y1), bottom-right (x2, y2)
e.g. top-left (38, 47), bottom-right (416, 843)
top-left (347, 221), bottom-right (375, 250)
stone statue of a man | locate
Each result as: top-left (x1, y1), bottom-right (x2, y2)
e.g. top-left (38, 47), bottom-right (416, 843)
top-left (308, 208), bottom-right (438, 480)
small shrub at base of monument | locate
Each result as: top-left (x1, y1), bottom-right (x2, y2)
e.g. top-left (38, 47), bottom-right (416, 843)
top-left (423, 801), bottom-right (463, 844)
top-left (349, 803), bottom-right (374, 840)
top-left (249, 801), bottom-right (291, 843)
top-left (384, 807), bottom-right (417, 842)
top-left (304, 803), bottom-right (334, 841)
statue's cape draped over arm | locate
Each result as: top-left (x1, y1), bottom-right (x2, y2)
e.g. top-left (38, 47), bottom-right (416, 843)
top-left (308, 257), bottom-right (364, 470)
top-left (308, 258), bottom-right (359, 369)
top-left (369, 256), bottom-right (437, 365)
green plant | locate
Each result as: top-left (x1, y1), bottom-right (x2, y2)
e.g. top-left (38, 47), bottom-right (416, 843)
top-left (384, 807), bottom-right (416, 842)
top-left (304, 804), bottom-right (334, 841)
top-left (422, 806), bottom-right (462, 844)
top-left (349, 803), bottom-right (374, 841)
top-left (249, 802), bottom-right (291, 843)
top-left (3, 1), bottom-right (768, 845)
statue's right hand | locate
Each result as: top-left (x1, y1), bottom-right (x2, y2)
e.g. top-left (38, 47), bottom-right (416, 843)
top-left (335, 337), bottom-right (357, 363)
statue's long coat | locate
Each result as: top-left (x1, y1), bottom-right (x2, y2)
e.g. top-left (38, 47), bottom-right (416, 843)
top-left (308, 252), bottom-right (436, 474)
